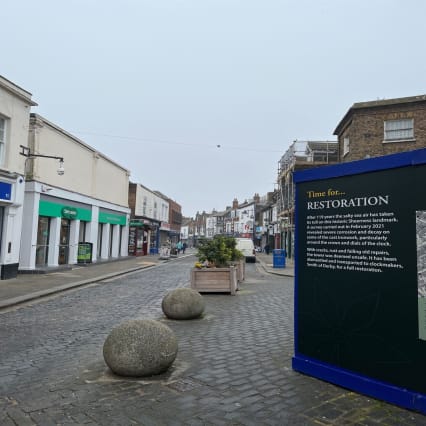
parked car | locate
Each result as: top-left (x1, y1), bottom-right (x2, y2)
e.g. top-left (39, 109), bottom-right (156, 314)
top-left (235, 238), bottom-right (256, 263)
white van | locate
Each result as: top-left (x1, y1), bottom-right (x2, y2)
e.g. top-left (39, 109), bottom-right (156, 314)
top-left (235, 238), bottom-right (256, 263)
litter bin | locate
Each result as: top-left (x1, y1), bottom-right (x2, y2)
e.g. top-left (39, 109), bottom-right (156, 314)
top-left (273, 249), bottom-right (286, 268)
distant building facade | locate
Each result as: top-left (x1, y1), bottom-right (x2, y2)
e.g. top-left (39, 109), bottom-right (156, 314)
top-left (128, 182), bottom-right (169, 255)
top-left (277, 140), bottom-right (338, 258)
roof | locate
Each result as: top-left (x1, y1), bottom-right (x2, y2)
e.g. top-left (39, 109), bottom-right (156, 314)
top-left (0, 75), bottom-right (38, 106)
top-left (334, 94), bottom-right (426, 136)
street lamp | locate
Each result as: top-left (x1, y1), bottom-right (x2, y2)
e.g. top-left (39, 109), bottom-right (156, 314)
top-left (20, 145), bottom-right (64, 176)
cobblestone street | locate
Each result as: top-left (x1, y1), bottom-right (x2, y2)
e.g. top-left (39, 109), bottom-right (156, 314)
top-left (1, 256), bottom-right (425, 425)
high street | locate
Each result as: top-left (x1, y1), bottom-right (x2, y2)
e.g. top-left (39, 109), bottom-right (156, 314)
top-left (0, 254), bottom-right (424, 425)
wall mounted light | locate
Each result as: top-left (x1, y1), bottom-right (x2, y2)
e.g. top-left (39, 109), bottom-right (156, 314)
top-left (20, 145), bottom-right (65, 176)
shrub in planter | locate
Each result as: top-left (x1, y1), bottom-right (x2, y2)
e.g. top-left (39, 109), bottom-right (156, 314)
top-left (196, 235), bottom-right (242, 268)
top-left (192, 236), bottom-right (242, 295)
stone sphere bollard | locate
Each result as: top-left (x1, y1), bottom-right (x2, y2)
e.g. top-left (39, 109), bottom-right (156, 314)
top-left (103, 319), bottom-right (178, 377)
top-left (162, 288), bottom-right (205, 320)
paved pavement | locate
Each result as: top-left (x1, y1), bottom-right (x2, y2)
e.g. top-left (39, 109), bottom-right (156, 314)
top-left (2, 252), bottom-right (425, 425)
top-left (0, 250), bottom-right (293, 310)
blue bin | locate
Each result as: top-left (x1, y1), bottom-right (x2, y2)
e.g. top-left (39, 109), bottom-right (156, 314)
top-left (273, 249), bottom-right (286, 268)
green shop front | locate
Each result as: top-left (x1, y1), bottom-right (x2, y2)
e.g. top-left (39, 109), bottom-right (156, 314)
top-left (97, 211), bottom-right (127, 260)
top-left (37, 200), bottom-right (92, 266)
top-left (33, 200), bottom-right (128, 268)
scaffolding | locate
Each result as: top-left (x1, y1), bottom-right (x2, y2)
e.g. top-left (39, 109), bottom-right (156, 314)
top-left (277, 140), bottom-right (338, 257)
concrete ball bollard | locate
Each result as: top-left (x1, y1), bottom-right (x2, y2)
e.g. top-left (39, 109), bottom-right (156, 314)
top-left (103, 319), bottom-right (178, 377)
top-left (162, 288), bottom-right (205, 320)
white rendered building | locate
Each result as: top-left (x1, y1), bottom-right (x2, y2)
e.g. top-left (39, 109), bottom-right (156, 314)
top-left (19, 114), bottom-right (130, 270)
top-left (0, 76), bottom-right (37, 278)
top-left (128, 182), bottom-right (169, 255)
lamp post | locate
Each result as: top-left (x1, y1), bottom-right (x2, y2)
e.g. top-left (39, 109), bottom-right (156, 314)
top-left (20, 145), bottom-right (64, 176)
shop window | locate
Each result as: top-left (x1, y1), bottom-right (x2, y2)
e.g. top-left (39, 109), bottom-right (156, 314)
top-left (109, 224), bottom-right (113, 257)
top-left (118, 225), bottom-right (122, 256)
top-left (97, 223), bottom-right (103, 258)
top-left (36, 216), bottom-right (50, 266)
top-left (58, 219), bottom-right (70, 264)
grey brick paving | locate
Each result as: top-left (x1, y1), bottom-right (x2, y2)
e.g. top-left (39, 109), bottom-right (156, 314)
top-left (1, 257), bottom-right (426, 425)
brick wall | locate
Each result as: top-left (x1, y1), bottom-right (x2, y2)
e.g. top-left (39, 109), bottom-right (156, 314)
top-left (338, 103), bottom-right (426, 162)
top-left (168, 199), bottom-right (182, 233)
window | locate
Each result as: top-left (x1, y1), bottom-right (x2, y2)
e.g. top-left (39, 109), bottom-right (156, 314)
top-left (343, 137), bottom-right (350, 156)
top-left (36, 216), bottom-right (50, 266)
top-left (0, 117), bottom-right (6, 164)
top-left (142, 196), bottom-right (147, 216)
top-left (384, 119), bottom-right (414, 142)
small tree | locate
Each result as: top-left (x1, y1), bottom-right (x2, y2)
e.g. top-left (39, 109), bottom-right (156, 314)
top-left (223, 235), bottom-right (244, 262)
top-left (196, 235), bottom-right (237, 267)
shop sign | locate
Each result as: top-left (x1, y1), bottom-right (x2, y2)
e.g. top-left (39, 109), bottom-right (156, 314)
top-left (39, 200), bottom-right (92, 221)
top-left (0, 182), bottom-right (12, 201)
top-left (61, 206), bottom-right (78, 219)
top-left (77, 242), bottom-right (92, 263)
top-left (99, 211), bottom-right (127, 225)
top-left (130, 220), bottom-right (144, 227)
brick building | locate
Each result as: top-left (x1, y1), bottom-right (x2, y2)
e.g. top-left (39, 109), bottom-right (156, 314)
top-left (334, 95), bottom-right (426, 162)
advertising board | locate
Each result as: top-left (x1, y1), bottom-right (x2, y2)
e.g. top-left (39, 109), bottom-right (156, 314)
top-left (292, 148), bottom-right (426, 412)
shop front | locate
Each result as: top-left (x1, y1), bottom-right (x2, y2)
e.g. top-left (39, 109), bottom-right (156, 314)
top-left (128, 218), bottom-right (160, 256)
top-left (97, 210), bottom-right (127, 260)
top-left (128, 219), bottom-right (146, 256)
top-left (20, 188), bottom-right (130, 271)
top-left (0, 176), bottom-right (25, 279)
top-left (36, 200), bottom-right (91, 267)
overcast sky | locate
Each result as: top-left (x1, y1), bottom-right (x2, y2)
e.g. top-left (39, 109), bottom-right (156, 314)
top-left (2, 1), bottom-right (426, 217)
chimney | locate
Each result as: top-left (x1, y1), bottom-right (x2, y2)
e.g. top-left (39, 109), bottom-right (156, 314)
top-left (232, 198), bottom-right (239, 209)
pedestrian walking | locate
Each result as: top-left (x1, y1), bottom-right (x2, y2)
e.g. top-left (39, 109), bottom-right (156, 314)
top-left (176, 241), bottom-right (183, 253)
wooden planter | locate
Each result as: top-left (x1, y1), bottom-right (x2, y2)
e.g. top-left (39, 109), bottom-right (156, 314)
top-left (236, 259), bottom-right (245, 283)
top-left (191, 266), bottom-right (237, 295)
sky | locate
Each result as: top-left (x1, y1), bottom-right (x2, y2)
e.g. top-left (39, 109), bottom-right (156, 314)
top-left (2, 0), bottom-right (426, 218)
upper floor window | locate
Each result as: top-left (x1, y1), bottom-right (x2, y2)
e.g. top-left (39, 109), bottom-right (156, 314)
top-left (0, 117), bottom-right (6, 164)
top-left (343, 137), bottom-right (350, 156)
top-left (142, 196), bottom-right (147, 216)
top-left (384, 119), bottom-right (414, 142)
